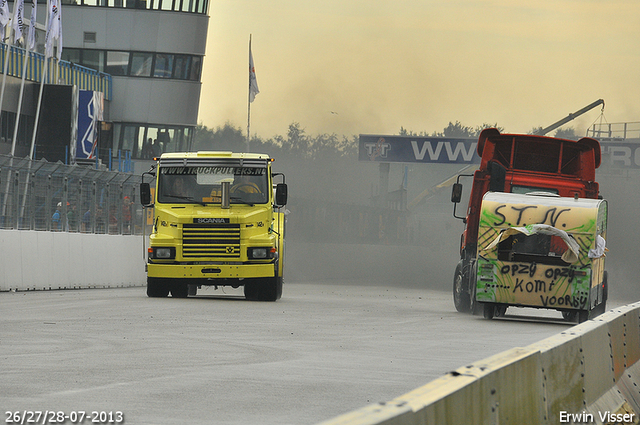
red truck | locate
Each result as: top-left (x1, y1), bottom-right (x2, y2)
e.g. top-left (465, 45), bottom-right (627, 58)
top-left (450, 128), bottom-right (607, 321)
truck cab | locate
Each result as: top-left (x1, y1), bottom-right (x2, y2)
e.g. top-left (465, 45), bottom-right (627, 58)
top-left (140, 151), bottom-right (287, 301)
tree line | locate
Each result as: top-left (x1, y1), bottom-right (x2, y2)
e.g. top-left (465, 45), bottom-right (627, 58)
top-left (193, 121), bottom-right (579, 159)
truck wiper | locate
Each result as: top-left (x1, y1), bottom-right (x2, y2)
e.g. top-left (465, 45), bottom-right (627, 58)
top-left (166, 194), bottom-right (207, 206)
top-left (230, 196), bottom-right (254, 206)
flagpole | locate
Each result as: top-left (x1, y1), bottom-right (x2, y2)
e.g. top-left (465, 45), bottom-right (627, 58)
top-left (246, 34), bottom-right (252, 152)
top-left (29, 0), bottom-right (51, 160)
top-left (11, 42), bottom-right (34, 157)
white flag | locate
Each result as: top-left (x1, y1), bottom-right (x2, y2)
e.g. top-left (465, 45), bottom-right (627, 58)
top-left (0, 0), bottom-right (10, 27)
top-left (27, 0), bottom-right (35, 50)
top-left (44, 0), bottom-right (60, 58)
top-left (249, 46), bottom-right (259, 103)
top-left (11, 0), bottom-right (24, 44)
top-left (0, 0), bottom-right (9, 42)
top-left (55, 0), bottom-right (62, 60)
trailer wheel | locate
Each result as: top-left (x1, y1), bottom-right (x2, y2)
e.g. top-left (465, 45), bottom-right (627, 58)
top-left (453, 263), bottom-right (470, 313)
top-left (483, 304), bottom-right (496, 320)
top-left (562, 311), bottom-right (578, 322)
top-left (495, 305), bottom-right (507, 317)
top-left (147, 277), bottom-right (170, 298)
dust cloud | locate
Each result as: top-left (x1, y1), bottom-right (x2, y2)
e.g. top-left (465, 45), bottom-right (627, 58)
top-left (276, 153), bottom-right (639, 304)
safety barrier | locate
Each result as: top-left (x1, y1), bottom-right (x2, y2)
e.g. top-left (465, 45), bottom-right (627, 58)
top-left (317, 303), bottom-right (640, 425)
top-left (0, 229), bottom-right (146, 291)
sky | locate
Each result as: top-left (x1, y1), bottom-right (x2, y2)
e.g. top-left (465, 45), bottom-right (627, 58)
top-left (198, 0), bottom-right (640, 140)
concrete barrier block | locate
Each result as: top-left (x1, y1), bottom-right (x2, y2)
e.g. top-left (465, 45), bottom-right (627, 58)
top-left (578, 320), bottom-right (616, 406)
top-left (0, 230), bottom-right (23, 290)
top-left (533, 330), bottom-right (585, 422)
top-left (624, 304), bottom-right (640, 368)
top-left (617, 360), bottom-right (640, 417)
top-left (595, 309), bottom-right (629, 381)
top-left (413, 347), bottom-right (544, 425)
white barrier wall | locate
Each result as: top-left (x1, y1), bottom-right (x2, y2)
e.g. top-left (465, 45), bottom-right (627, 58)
top-left (0, 230), bottom-right (146, 291)
top-left (317, 303), bottom-right (640, 425)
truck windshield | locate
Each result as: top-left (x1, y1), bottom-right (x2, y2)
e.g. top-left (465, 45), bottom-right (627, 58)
top-left (157, 166), bottom-right (269, 205)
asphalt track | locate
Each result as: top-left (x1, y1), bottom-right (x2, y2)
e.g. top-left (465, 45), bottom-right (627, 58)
top-left (0, 282), bottom-right (624, 425)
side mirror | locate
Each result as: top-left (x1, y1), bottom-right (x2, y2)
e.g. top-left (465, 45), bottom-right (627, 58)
top-left (451, 183), bottom-right (463, 203)
top-left (275, 183), bottom-right (288, 206)
top-left (140, 183), bottom-right (152, 206)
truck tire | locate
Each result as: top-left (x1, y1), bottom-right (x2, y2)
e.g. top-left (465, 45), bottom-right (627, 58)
top-left (453, 262), bottom-right (470, 313)
top-left (562, 311), bottom-right (578, 322)
top-left (483, 303), bottom-right (496, 320)
top-left (578, 310), bottom-right (590, 323)
top-left (147, 277), bottom-right (170, 298)
top-left (170, 282), bottom-right (189, 298)
top-left (244, 277), bottom-right (283, 302)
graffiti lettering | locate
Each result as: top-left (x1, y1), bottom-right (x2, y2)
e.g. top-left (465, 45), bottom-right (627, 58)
top-left (512, 278), bottom-right (549, 293)
top-left (541, 208), bottom-right (571, 228)
top-left (540, 294), bottom-right (587, 309)
top-left (509, 205), bottom-right (538, 226)
top-left (494, 205), bottom-right (507, 226)
top-left (544, 267), bottom-right (575, 283)
top-left (501, 263), bottom-right (537, 278)
top-left (490, 204), bottom-right (572, 227)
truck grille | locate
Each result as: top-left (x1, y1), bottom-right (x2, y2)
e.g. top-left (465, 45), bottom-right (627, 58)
top-left (182, 223), bottom-right (241, 258)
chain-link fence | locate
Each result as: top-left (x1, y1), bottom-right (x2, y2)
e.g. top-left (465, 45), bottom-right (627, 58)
top-left (0, 154), bottom-right (144, 234)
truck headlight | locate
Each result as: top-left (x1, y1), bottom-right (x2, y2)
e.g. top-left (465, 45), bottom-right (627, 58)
top-left (248, 247), bottom-right (275, 259)
top-left (149, 247), bottom-right (175, 259)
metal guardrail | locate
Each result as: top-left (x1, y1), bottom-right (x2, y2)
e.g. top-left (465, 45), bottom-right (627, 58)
top-left (0, 154), bottom-right (142, 234)
top-left (588, 122), bottom-right (640, 141)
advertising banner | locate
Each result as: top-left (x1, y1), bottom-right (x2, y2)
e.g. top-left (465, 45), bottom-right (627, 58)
top-left (358, 134), bottom-right (480, 164)
top-left (74, 90), bottom-right (104, 160)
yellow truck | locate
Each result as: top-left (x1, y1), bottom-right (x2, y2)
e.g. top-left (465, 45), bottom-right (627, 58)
top-left (475, 191), bottom-right (608, 322)
top-left (140, 151), bottom-right (288, 301)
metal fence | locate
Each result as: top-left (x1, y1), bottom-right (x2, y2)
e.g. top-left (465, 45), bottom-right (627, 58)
top-left (0, 154), bottom-right (144, 234)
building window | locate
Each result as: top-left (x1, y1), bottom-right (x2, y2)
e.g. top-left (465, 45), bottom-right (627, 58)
top-left (153, 54), bottom-right (174, 78)
top-left (190, 56), bottom-right (202, 81)
top-left (173, 55), bottom-right (190, 80)
top-left (113, 123), bottom-right (193, 159)
top-left (62, 48), bottom-right (202, 82)
top-left (105, 51), bottom-right (130, 76)
top-left (82, 50), bottom-right (104, 72)
top-left (130, 52), bottom-right (153, 77)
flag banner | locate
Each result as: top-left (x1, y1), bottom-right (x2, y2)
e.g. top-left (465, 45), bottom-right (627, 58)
top-left (249, 46), bottom-right (259, 103)
top-left (27, 0), bottom-right (35, 50)
top-left (55, 0), bottom-right (62, 60)
top-left (44, 0), bottom-right (60, 58)
top-left (0, 0), bottom-right (10, 27)
top-left (11, 0), bottom-right (24, 43)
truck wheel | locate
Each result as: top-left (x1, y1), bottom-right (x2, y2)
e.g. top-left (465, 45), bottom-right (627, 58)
top-left (578, 310), bottom-right (589, 323)
top-left (495, 305), bottom-right (507, 317)
top-left (244, 277), bottom-right (282, 302)
top-left (147, 277), bottom-right (169, 298)
top-left (483, 303), bottom-right (496, 320)
top-left (562, 311), bottom-right (578, 322)
top-left (170, 282), bottom-right (189, 298)
top-left (453, 263), bottom-right (470, 313)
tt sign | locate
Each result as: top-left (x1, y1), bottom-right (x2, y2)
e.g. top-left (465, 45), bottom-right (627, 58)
top-left (358, 135), bottom-right (480, 164)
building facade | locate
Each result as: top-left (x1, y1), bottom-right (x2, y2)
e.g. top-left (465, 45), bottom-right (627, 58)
top-left (60, 0), bottom-right (209, 172)
top-left (0, 0), bottom-right (208, 173)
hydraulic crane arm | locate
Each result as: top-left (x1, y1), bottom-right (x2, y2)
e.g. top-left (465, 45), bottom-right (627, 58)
top-left (536, 99), bottom-right (605, 136)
